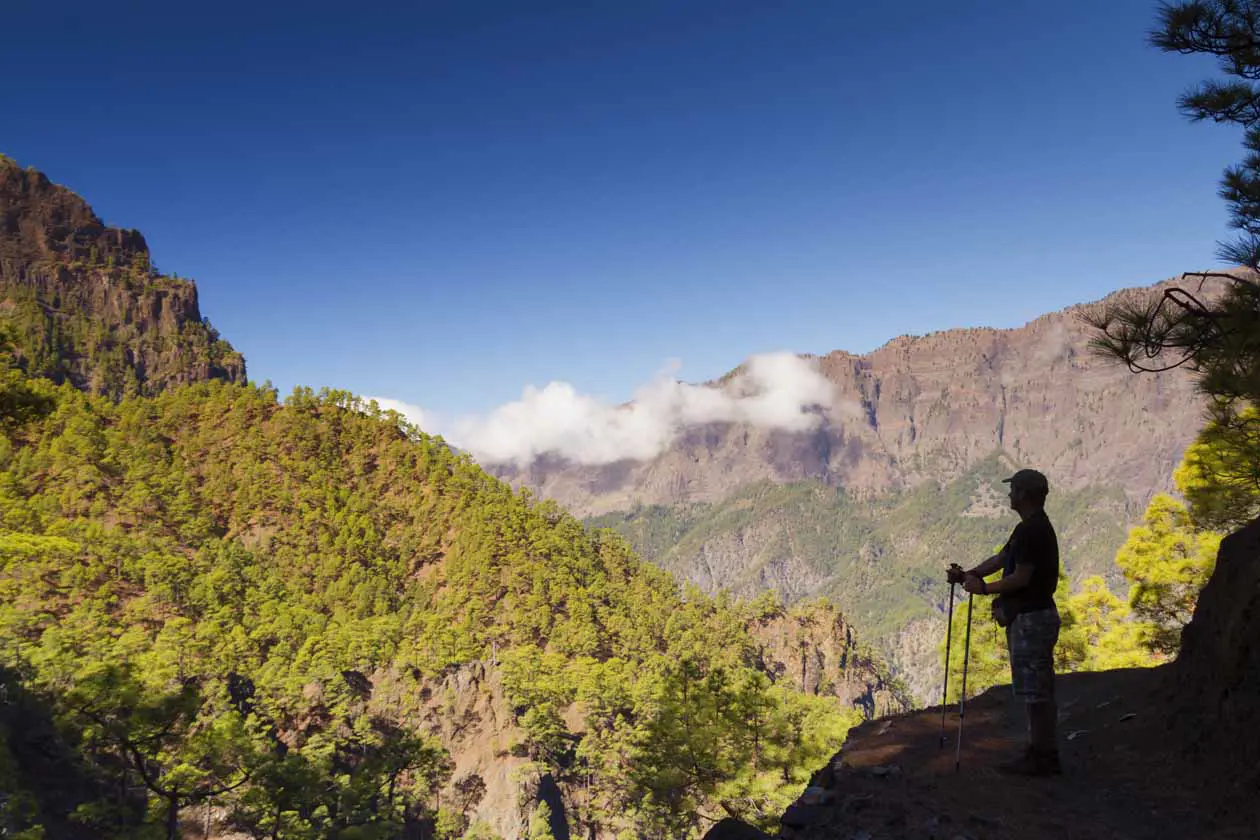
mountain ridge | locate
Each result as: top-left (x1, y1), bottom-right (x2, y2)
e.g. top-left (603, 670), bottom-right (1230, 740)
top-left (495, 275), bottom-right (1204, 518)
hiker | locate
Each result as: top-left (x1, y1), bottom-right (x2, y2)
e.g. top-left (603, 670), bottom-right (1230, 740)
top-left (949, 468), bottom-right (1062, 775)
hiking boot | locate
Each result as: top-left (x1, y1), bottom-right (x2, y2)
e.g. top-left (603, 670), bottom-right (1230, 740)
top-left (997, 747), bottom-right (1061, 776)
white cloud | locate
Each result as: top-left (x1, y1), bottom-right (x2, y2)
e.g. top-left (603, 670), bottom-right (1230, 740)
top-left (382, 352), bottom-right (837, 467)
top-left (363, 396), bottom-right (431, 432)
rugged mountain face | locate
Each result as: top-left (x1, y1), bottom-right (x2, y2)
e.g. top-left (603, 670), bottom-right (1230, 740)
top-left (498, 278), bottom-right (1210, 700)
top-left (417, 610), bottom-right (914, 840)
top-left (0, 157), bottom-right (244, 396)
top-left (407, 661), bottom-right (549, 840)
top-left (501, 280), bottom-right (1202, 516)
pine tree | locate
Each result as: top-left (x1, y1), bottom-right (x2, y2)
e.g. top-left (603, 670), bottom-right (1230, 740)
top-left (0, 370), bottom-right (871, 838)
top-left (1115, 493), bottom-right (1220, 657)
top-left (1064, 577), bottom-right (1154, 670)
top-left (1174, 406), bottom-right (1260, 530)
top-left (527, 801), bottom-right (556, 840)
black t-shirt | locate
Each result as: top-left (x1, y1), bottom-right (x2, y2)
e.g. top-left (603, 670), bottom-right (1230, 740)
top-left (999, 509), bottom-right (1059, 614)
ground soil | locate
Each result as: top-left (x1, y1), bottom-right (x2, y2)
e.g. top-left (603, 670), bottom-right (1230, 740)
top-left (780, 665), bottom-right (1258, 840)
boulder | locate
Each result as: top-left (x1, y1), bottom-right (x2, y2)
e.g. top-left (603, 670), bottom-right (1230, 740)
top-left (700, 817), bottom-right (774, 840)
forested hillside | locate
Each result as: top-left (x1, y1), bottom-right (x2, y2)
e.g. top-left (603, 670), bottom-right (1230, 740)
top-left (0, 363), bottom-right (902, 839)
top-left (0, 160), bottom-right (914, 839)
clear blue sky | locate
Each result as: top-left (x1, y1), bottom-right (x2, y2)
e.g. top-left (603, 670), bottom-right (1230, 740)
top-left (0, 0), bottom-right (1243, 419)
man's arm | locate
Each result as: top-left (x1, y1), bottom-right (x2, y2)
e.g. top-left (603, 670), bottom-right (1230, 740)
top-left (983, 562), bottom-right (1033, 594)
top-left (967, 549), bottom-right (1006, 579)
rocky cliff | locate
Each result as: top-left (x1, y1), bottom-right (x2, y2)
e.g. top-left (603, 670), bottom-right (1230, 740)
top-left (410, 662), bottom-right (549, 840)
top-left (0, 156), bottom-right (245, 396)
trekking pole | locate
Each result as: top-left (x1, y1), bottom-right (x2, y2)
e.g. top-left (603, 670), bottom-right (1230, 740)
top-left (954, 592), bottom-right (974, 772)
top-left (939, 580), bottom-right (956, 748)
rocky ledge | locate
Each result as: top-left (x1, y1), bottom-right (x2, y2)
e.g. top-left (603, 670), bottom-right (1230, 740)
top-left (709, 667), bottom-right (1253, 840)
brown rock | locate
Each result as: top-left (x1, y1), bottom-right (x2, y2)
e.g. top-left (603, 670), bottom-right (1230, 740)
top-left (0, 157), bottom-right (148, 270)
top-left (748, 601), bottom-right (912, 717)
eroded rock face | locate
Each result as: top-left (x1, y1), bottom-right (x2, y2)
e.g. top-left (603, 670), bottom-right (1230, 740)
top-left (748, 605), bottom-right (912, 718)
top-left (0, 161), bottom-right (148, 269)
top-left (411, 662), bottom-right (536, 840)
top-left (0, 158), bottom-right (245, 397)
top-left (498, 277), bottom-right (1211, 705)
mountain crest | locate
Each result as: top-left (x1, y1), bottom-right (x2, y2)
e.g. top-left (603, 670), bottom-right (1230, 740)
top-left (0, 157), bottom-right (245, 397)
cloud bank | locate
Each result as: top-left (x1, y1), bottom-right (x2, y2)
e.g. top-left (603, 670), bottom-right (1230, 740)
top-left (370, 352), bottom-right (838, 467)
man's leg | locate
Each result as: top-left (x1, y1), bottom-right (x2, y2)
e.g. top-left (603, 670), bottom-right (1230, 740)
top-left (1001, 609), bottom-right (1061, 775)
top-left (1029, 698), bottom-right (1058, 758)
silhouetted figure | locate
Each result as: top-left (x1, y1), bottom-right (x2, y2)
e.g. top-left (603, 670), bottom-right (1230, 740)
top-left (949, 468), bottom-right (1061, 775)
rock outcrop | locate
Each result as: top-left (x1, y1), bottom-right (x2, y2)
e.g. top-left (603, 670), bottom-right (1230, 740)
top-left (1167, 514), bottom-right (1260, 821)
top-left (411, 662), bottom-right (538, 840)
top-left (748, 603), bottom-right (913, 718)
top-left (0, 156), bottom-right (245, 396)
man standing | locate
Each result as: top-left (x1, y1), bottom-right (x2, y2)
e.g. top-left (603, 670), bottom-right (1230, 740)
top-left (949, 468), bottom-right (1061, 776)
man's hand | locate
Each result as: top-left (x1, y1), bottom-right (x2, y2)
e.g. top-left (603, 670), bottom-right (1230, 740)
top-left (946, 564), bottom-right (966, 584)
top-left (962, 574), bottom-right (986, 595)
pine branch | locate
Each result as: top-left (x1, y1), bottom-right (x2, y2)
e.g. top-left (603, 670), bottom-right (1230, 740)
top-left (1153, 1), bottom-right (1260, 62)
top-left (1178, 80), bottom-right (1260, 124)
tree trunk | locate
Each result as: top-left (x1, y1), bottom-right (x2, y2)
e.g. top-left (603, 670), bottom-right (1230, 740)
top-left (166, 792), bottom-right (180, 840)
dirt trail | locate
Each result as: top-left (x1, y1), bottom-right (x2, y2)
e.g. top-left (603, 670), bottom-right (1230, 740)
top-left (772, 666), bottom-right (1256, 840)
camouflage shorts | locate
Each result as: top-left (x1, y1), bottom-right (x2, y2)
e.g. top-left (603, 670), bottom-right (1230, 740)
top-left (1005, 606), bottom-right (1060, 704)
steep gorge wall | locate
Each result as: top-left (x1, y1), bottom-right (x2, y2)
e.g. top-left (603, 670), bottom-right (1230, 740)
top-left (504, 278), bottom-right (1211, 705)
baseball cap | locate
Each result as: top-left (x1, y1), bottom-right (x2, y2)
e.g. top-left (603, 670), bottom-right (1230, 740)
top-left (1002, 468), bottom-right (1049, 494)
